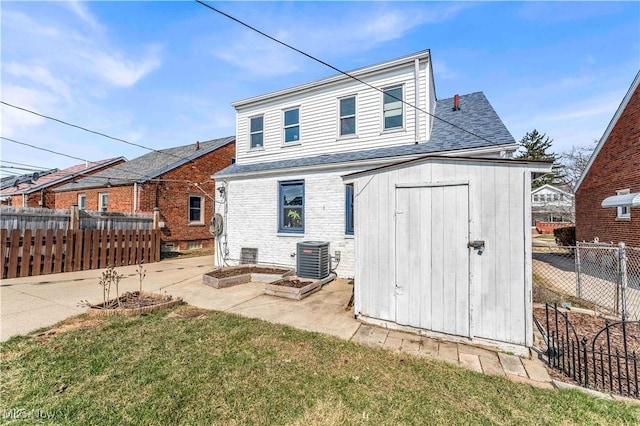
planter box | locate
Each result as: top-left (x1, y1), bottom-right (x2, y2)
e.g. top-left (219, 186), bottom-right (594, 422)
top-left (265, 278), bottom-right (321, 300)
top-left (87, 291), bottom-right (182, 317)
top-left (203, 265), bottom-right (293, 289)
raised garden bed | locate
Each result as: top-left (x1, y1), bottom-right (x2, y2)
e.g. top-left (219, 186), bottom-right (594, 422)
top-left (87, 291), bottom-right (182, 317)
top-left (202, 265), bottom-right (293, 289)
top-left (265, 274), bottom-right (336, 300)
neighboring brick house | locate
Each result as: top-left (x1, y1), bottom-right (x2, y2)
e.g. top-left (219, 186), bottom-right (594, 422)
top-left (55, 137), bottom-right (235, 251)
top-left (0, 158), bottom-right (125, 208)
top-left (575, 71), bottom-right (640, 247)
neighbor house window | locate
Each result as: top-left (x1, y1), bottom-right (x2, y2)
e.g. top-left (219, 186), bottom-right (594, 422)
top-left (189, 195), bottom-right (204, 224)
top-left (617, 189), bottom-right (631, 220)
top-left (279, 180), bottom-right (304, 233)
top-left (78, 194), bottom-right (86, 211)
top-left (283, 107), bottom-right (300, 143)
top-left (250, 115), bottom-right (264, 149)
top-left (98, 193), bottom-right (108, 211)
top-left (339, 96), bottom-right (356, 137)
top-left (383, 86), bottom-right (403, 129)
top-left (345, 184), bottom-right (354, 235)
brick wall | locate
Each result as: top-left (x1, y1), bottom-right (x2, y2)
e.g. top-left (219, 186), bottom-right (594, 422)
top-left (220, 169), bottom-right (356, 278)
top-left (55, 142), bottom-right (235, 251)
top-left (576, 84), bottom-right (640, 247)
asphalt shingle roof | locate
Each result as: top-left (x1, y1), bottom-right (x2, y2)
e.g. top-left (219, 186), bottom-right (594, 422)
top-left (56, 136), bottom-right (234, 191)
top-left (215, 92), bottom-right (515, 177)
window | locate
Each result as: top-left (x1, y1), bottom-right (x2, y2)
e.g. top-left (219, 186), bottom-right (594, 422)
top-left (617, 189), bottom-right (631, 219)
top-left (250, 116), bottom-right (264, 149)
top-left (383, 86), bottom-right (403, 129)
top-left (345, 184), bottom-right (354, 235)
top-left (339, 96), bottom-right (356, 136)
top-left (78, 194), bottom-right (86, 210)
top-left (189, 195), bottom-right (204, 224)
top-left (98, 193), bottom-right (108, 212)
top-left (283, 107), bottom-right (300, 143)
top-left (279, 180), bottom-right (304, 233)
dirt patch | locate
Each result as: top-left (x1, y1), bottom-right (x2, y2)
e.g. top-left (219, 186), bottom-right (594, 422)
top-left (208, 267), bottom-right (290, 279)
top-left (269, 279), bottom-right (314, 288)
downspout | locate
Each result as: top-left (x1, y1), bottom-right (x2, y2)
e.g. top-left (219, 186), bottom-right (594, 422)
top-left (133, 183), bottom-right (138, 213)
top-left (414, 58), bottom-right (420, 143)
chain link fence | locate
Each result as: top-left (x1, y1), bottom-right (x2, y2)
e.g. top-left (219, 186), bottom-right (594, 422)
top-left (532, 241), bottom-right (640, 320)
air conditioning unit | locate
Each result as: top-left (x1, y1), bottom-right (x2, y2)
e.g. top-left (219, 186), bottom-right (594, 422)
top-left (296, 241), bottom-right (330, 279)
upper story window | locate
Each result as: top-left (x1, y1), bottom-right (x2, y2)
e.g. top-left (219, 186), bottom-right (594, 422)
top-left (78, 194), bottom-right (86, 211)
top-left (250, 116), bottom-right (264, 149)
top-left (279, 180), bottom-right (304, 233)
top-left (339, 96), bottom-right (356, 137)
top-left (383, 86), bottom-right (403, 130)
top-left (283, 107), bottom-right (300, 144)
top-left (189, 195), bottom-right (204, 224)
top-left (617, 189), bottom-right (631, 220)
top-left (98, 192), bottom-right (108, 212)
top-left (345, 184), bottom-right (354, 235)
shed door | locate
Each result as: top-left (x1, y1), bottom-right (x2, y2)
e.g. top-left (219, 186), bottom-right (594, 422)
top-left (395, 184), bottom-right (470, 337)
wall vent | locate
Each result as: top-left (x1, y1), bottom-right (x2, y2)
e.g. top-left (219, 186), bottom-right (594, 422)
top-left (296, 241), bottom-right (330, 279)
top-left (240, 248), bottom-right (258, 264)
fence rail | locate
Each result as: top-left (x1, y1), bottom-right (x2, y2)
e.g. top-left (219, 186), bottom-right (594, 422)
top-left (532, 241), bottom-right (640, 320)
top-left (1, 228), bottom-right (161, 279)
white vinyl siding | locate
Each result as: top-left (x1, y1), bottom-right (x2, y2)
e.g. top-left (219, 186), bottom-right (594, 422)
top-left (235, 61), bottom-right (430, 165)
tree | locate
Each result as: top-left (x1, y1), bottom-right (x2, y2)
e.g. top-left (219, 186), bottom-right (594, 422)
top-left (516, 129), bottom-right (563, 188)
top-left (557, 140), bottom-right (597, 192)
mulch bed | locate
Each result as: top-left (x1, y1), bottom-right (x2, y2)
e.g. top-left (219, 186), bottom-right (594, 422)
top-left (269, 279), bottom-right (313, 288)
top-left (208, 267), bottom-right (289, 279)
top-left (91, 292), bottom-right (174, 310)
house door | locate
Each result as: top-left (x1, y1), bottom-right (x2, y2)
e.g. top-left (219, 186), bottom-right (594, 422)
top-left (395, 183), bottom-right (471, 337)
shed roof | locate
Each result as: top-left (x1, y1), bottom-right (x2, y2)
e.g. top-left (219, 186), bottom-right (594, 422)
top-left (56, 136), bottom-right (235, 191)
top-left (215, 92), bottom-right (516, 179)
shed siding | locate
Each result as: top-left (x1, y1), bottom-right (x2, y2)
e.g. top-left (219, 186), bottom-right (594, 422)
top-left (353, 159), bottom-right (531, 346)
top-left (220, 170), bottom-right (357, 277)
top-left (235, 61), bottom-right (433, 165)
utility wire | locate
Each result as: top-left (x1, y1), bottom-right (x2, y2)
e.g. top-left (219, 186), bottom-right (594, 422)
top-left (195, 0), bottom-right (506, 148)
top-left (1, 101), bottom-right (192, 163)
top-left (1, 136), bottom-right (89, 163)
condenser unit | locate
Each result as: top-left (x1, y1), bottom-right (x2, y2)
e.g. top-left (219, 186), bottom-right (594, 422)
top-left (296, 241), bottom-right (330, 279)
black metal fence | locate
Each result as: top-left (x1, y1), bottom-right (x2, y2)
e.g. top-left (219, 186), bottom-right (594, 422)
top-left (536, 303), bottom-right (639, 399)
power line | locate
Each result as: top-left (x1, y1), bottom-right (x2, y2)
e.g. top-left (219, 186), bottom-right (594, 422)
top-left (1, 136), bottom-right (90, 163)
top-left (195, 1), bottom-right (506, 148)
top-left (0, 101), bottom-right (192, 163)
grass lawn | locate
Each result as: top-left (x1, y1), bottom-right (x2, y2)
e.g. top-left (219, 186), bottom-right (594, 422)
top-left (2, 306), bottom-right (639, 425)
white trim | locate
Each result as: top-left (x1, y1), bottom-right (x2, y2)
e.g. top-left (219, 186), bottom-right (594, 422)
top-left (214, 144), bottom-right (520, 180)
top-left (232, 50), bottom-right (431, 108)
top-left (575, 71), bottom-right (640, 192)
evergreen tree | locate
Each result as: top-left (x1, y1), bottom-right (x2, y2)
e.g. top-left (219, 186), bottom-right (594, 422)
top-left (516, 130), bottom-right (563, 188)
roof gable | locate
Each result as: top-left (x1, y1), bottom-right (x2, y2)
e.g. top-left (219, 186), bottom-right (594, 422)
top-left (574, 71), bottom-right (640, 192)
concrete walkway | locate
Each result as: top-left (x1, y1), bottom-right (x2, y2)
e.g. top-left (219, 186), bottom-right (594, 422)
top-left (1, 255), bottom-right (551, 389)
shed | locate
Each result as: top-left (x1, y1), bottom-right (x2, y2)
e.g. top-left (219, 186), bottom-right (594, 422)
top-left (343, 155), bottom-right (552, 354)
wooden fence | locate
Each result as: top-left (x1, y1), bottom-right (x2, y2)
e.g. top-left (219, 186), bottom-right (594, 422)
top-left (1, 228), bottom-right (161, 279)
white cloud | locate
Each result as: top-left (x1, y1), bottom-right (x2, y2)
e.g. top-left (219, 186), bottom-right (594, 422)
top-left (3, 62), bottom-right (72, 102)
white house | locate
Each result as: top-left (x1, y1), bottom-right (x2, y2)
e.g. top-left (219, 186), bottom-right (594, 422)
top-left (343, 156), bottom-right (551, 352)
top-left (213, 49), bottom-right (519, 277)
top-left (531, 184), bottom-right (574, 225)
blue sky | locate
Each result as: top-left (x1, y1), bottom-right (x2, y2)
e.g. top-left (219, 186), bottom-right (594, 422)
top-left (1, 1), bottom-right (639, 173)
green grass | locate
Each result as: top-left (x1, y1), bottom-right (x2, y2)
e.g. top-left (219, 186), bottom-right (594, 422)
top-left (2, 306), bottom-right (639, 425)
